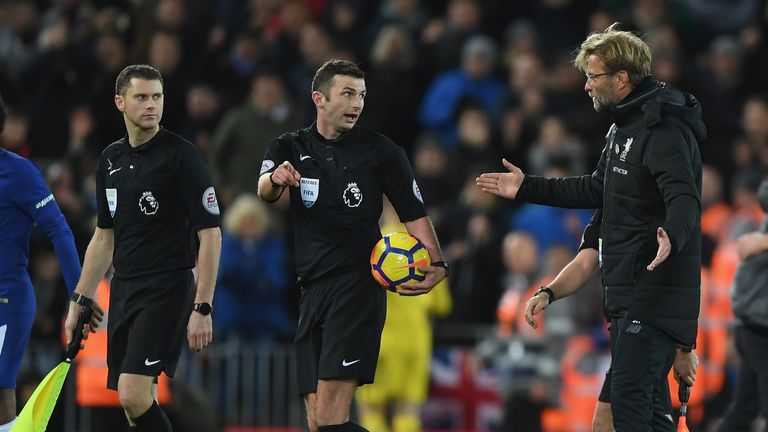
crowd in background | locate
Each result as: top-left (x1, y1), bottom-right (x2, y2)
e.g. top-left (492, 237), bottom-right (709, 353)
top-left (2, 0), bottom-right (768, 430)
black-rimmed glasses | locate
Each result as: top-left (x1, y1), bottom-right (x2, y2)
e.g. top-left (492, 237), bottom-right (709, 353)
top-left (585, 71), bottom-right (614, 83)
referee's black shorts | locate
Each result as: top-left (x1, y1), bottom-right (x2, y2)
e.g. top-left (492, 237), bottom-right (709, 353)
top-left (294, 270), bottom-right (387, 396)
top-left (107, 269), bottom-right (195, 390)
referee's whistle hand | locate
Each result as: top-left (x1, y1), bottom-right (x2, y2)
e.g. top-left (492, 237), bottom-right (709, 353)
top-left (396, 265), bottom-right (446, 296)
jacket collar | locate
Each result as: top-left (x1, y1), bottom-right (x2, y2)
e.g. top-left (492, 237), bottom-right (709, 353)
top-left (609, 76), bottom-right (661, 125)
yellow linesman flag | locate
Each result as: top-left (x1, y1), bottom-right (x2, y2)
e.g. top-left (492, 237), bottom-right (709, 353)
top-left (11, 360), bottom-right (71, 432)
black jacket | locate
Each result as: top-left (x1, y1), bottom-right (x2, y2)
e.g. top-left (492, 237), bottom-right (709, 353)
top-left (518, 77), bottom-right (706, 347)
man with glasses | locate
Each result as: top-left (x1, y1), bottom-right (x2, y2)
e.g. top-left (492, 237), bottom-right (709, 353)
top-left (478, 23), bottom-right (705, 431)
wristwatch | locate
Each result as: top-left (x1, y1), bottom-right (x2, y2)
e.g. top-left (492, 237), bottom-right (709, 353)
top-left (535, 286), bottom-right (556, 305)
top-left (71, 292), bottom-right (94, 308)
top-left (432, 260), bottom-right (450, 277)
top-left (193, 302), bottom-right (213, 316)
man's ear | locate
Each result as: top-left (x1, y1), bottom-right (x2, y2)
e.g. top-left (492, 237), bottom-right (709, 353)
top-left (311, 91), bottom-right (326, 110)
top-left (114, 95), bottom-right (125, 112)
top-left (615, 70), bottom-right (630, 90)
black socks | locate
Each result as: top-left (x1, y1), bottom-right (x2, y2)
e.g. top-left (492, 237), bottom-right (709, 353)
top-left (132, 401), bottom-right (171, 431)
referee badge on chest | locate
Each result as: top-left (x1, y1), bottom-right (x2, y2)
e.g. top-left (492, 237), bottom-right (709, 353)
top-left (300, 177), bottom-right (319, 208)
top-left (343, 182), bottom-right (363, 208)
top-left (106, 188), bottom-right (117, 217)
top-left (139, 191), bottom-right (159, 215)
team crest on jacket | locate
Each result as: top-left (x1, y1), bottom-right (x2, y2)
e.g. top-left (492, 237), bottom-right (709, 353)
top-left (619, 137), bottom-right (633, 162)
top-left (343, 182), bottom-right (363, 207)
top-left (139, 191), bottom-right (159, 215)
top-left (301, 177), bottom-right (319, 208)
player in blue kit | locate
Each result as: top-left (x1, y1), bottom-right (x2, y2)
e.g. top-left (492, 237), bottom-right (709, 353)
top-left (0, 93), bottom-right (99, 431)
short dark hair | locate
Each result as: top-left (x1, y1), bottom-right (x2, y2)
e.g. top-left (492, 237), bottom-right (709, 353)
top-left (0, 92), bottom-right (6, 134)
top-left (115, 64), bottom-right (163, 96)
top-left (311, 59), bottom-right (364, 97)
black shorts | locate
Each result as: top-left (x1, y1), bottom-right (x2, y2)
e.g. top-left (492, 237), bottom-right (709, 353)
top-left (107, 269), bottom-right (195, 390)
top-left (294, 270), bottom-right (386, 395)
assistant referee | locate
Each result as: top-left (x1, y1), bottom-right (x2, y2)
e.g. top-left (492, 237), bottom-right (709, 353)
top-left (258, 59), bottom-right (448, 432)
top-left (64, 64), bottom-right (222, 432)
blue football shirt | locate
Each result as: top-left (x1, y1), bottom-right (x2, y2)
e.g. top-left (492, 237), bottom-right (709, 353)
top-left (0, 148), bottom-right (81, 313)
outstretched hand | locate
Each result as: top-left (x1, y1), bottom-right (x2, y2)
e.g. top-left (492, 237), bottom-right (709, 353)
top-left (647, 227), bottom-right (671, 271)
top-left (475, 159), bottom-right (525, 199)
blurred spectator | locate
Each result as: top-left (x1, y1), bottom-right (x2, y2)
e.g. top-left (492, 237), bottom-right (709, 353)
top-left (510, 164), bottom-right (592, 256)
top-left (692, 36), bottom-right (747, 181)
top-left (21, 12), bottom-right (96, 159)
top-left (526, 116), bottom-right (585, 176)
top-left (420, 35), bottom-right (505, 147)
top-left (366, 0), bottom-right (428, 52)
top-left (421, 0), bottom-right (483, 74)
top-left (360, 24), bottom-right (422, 154)
top-left (452, 104), bottom-right (501, 181)
top-left (178, 83), bottom-right (222, 156)
top-left (411, 134), bottom-right (460, 216)
top-left (215, 194), bottom-right (292, 342)
top-left (147, 31), bottom-right (188, 131)
top-left (438, 170), bottom-right (505, 325)
top-left (262, 0), bottom-right (312, 75)
top-left (717, 177), bottom-right (768, 431)
top-left (733, 96), bottom-right (768, 172)
top-left (289, 22), bottom-right (335, 120)
top-left (0, 105), bottom-right (30, 157)
top-left (88, 32), bottom-right (129, 157)
top-left (0, 1), bottom-right (39, 84)
top-left (701, 164), bottom-right (732, 242)
top-left (323, 0), bottom-right (366, 60)
top-left (210, 72), bottom-right (302, 205)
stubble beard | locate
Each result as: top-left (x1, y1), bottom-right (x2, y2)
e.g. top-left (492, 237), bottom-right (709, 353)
top-left (592, 87), bottom-right (617, 113)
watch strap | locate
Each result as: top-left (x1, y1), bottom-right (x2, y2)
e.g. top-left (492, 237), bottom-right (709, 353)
top-left (432, 260), bottom-right (449, 277)
top-left (71, 292), bottom-right (94, 308)
top-left (535, 286), bottom-right (555, 305)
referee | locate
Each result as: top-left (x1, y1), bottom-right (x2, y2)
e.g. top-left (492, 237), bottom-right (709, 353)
top-left (64, 64), bottom-right (222, 432)
top-left (258, 59), bottom-right (447, 432)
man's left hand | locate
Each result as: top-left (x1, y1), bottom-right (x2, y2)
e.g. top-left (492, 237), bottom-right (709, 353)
top-left (187, 312), bottom-right (213, 352)
top-left (647, 227), bottom-right (671, 271)
top-left (673, 349), bottom-right (698, 386)
top-left (396, 264), bottom-right (447, 296)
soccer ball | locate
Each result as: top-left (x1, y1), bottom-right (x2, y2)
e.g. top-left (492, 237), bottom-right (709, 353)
top-left (370, 232), bottom-right (431, 292)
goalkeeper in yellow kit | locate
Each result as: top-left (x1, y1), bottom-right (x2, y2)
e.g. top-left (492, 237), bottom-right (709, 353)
top-left (356, 202), bottom-right (452, 432)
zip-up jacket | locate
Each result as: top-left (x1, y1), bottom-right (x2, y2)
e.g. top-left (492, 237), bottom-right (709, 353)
top-left (517, 77), bottom-right (706, 347)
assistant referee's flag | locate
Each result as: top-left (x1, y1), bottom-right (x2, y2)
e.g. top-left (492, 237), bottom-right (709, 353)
top-left (10, 361), bottom-right (70, 432)
top-left (11, 305), bottom-right (93, 431)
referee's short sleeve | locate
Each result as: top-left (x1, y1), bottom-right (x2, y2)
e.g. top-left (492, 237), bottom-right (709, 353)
top-left (579, 208), bottom-right (602, 251)
top-left (378, 139), bottom-right (427, 223)
top-left (95, 153), bottom-right (114, 229)
top-left (260, 137), bottom-right (291, 177)
top-left (174, 142), bottom-right (221, 231)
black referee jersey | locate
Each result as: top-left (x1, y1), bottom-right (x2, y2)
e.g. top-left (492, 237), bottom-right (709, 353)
top-left (262, 124), bottom-right (427, 284)
top-left (96, 127), bottom-right (220, 279)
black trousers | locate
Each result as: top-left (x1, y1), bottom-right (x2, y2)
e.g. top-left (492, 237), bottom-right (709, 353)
top-left (716, 324), bottom-right (768, 431)
top-left (609, 318), bottom-right (677, 432)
